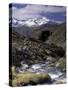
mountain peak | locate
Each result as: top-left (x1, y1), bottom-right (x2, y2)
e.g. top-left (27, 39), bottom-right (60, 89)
top-left (10, 17), bottom-right (62, 27)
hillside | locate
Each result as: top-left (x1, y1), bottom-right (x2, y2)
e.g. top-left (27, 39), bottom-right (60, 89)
top-left (46, 23), bottom-right (66, 50)
top-left (12, 29), bottom-right (65, 67)
top-left (10, 27), bottom-right (66, 86)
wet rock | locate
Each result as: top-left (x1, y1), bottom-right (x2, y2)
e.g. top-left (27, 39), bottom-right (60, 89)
top-left (31, 64), bottom-right (41, 70)
top-left (21, 63), bottom-right (29, 70)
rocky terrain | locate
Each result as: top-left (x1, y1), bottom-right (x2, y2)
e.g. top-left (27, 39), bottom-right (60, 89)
top-left (9, 23), bottom-right (66, 86)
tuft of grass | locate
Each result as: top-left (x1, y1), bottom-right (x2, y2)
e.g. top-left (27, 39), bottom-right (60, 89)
top-left (11, 71), bottom-right (51, 86)
top-left (56, 58), bottom-right (66, 68)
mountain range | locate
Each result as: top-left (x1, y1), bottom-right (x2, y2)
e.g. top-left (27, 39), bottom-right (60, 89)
top-left (9, 17), bottom-right (63, 27)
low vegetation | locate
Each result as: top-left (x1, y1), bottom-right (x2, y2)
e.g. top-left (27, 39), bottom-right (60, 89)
top-left (10, 68), bottom-right (51, 86)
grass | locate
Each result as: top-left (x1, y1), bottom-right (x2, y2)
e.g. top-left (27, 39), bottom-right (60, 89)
top-left (10, 67), bottom-right (51, 86)
top-left (56, 57), bottom-right (66, 69)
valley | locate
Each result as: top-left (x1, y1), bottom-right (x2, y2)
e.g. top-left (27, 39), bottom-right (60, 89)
top-left (9, 22), bottom-right (66, 86)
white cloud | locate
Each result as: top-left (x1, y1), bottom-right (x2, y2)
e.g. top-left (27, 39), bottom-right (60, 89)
top-left (44, 6), bottom-right (66, 13)
top-left (12, 4), bottom-right (66, 20)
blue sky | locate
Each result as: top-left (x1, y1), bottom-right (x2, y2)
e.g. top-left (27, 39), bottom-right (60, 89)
top-left (11, 3), bottom-right (66, 22)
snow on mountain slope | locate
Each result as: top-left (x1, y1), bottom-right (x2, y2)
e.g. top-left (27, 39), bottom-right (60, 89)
top-left (10, 17), bottom-right (49, 27)
top-left (10, 17), bottom-right (62, 27)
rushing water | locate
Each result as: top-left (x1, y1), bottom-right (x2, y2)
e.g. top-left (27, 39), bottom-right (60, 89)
top-left (17, 63), bottom-right (66, 83)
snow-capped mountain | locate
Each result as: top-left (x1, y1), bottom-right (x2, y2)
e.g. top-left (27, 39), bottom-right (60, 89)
top-left (9, 17), bottom-right (62, 27)
top-left (10, 17), bottom-right (49, 27)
